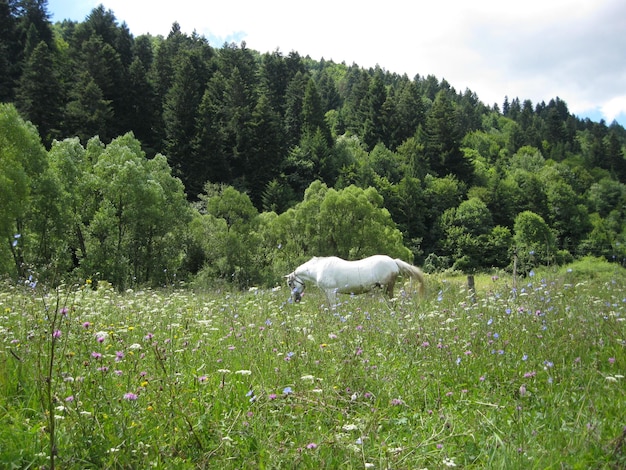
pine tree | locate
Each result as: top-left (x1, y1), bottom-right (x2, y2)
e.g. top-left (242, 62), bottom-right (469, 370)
top-left (15, 40), bottom-right (61, 145)
top-left (425, 90), bottom-right (473, 183)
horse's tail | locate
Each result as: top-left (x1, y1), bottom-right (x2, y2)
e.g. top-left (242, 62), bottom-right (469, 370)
top-left (394, 259), bottom-right (425, 295)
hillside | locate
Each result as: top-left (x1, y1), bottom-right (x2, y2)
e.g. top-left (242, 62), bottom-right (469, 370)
top-left (2, 1), bottom-right (626, 287)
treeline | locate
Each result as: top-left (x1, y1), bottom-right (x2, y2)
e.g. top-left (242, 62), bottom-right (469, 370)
top-left (2, 1), bottom-right (626, 289)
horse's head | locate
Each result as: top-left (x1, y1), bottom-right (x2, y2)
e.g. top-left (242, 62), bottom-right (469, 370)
top-left (285, 272), bottom-right (305, 303)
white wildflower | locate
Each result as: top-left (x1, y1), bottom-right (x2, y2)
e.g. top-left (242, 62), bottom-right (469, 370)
top-left (235, 369), bottom-right (252, 375)
top-left (342, 423), bottom-right (359, 431)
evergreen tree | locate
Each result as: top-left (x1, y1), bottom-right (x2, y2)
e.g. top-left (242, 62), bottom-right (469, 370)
top-left (163, 51), bottom-right (203, 190)
top-left (316, 66), bottom-right (341, 113)
top-left (15, 40), bottom-right (62, 146)
top-left (0, 0), bottom-right (21, 101)
top-left (245, 93), bottom-right (284, 207)
top-left (424, 89), bottom-right (474, 183)
top-left (260, 50), bottom-right (290, 115)
top-left (283, 71), bottom-right (309, 148)
top-left (64, 71), bottom-right (114, 143)
top-left (302, 78), bottom-right (331, 145)
top-left (362, 72), bottom-right (387, 150)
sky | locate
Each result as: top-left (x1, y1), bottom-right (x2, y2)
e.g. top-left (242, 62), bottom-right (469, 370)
top-left (47, 0), bottom-right (626, 127)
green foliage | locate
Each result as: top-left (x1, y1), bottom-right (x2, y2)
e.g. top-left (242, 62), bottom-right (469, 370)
top-left (1, 3), bottom-right (626, 285)
top-left (0, 103), bottom-right (48, 278)
top-left (514, 211), bottom-right (556, 272)
top-left (191, 184), bottom-right (261, 287)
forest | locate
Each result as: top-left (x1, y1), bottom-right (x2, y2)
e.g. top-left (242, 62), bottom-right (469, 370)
top-left (2, 0), bottom-right (626, 290)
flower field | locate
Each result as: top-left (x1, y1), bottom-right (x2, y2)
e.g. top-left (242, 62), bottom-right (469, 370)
top-left (1, 259), bottom-right (625, 469)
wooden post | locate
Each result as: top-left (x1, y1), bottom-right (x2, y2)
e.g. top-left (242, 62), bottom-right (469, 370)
top-left (467, 275), bottom-right (476, 304)
top-left (512, 248), bottom-right (518, 296)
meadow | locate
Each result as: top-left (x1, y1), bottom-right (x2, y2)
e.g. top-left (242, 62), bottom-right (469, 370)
top-left (0, 258), bottom-right (625, 469)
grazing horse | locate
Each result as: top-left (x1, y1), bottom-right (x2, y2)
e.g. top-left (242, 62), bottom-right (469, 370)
top-left (285, 255), bottom-right (425, 306)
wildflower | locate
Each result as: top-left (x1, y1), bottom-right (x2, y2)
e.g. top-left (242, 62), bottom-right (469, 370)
top-left (523, 371), bottom-right (536, 378)
top-left (609, 357), bottom-right (616, 364)
top-left (115, 351), bottom-right (124, 362)
top-left (198, 375), bottom-right (208, 383)
top-left (522, 354), bottom-right (528, 361)
top-left (487, 318), bottom-right (493, 326)
top-left (301, 375), bottom-right (315, 381)
top-left (306, 443), bottom-right (317, 449)
top-left (390, 398), bottom-right (404, 405)
top-left (53, 330), bottom-right (62, 339)
top-left (456, 357), bottom-right (461, 365)
top-left (65, 395), bottom-right (74, 402)
top-left (82, 322), bottom-right (91, 329)
top-left (91, 352), bottom-right (102, 359)
top-left (283, 386), bottom-right (293, 395)
top-left (268, 393), bottom-right (277, 400)
top-left (235, 369), bottom-right (252, 375)
top-left (60, 307), bottom-right (69, 315)
top-left (443, 457), bottom-right (457, 467)
top-left (217, 369), bottom-right (231, 374)
top-left (123, 392), bottom-right (138, 401)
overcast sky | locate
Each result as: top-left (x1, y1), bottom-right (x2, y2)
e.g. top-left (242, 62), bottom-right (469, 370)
top-left (48, 0), bottom-right (626, 126)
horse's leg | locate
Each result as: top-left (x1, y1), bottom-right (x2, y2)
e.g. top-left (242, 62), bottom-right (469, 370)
top-left (325, 289), bottom-right (337, 308)
top-left (386, 275), bottom-right (397, 298)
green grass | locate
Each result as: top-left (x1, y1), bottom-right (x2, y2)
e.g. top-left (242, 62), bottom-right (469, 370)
top-left (0, 260), bottom-right (625, 469)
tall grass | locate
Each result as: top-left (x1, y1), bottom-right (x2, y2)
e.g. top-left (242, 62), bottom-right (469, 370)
top-left (0, 260), bottom-right (625, 468)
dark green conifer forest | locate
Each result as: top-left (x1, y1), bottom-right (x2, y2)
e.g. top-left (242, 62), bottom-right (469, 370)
top-left (2, 0), bottom-right (626, 289)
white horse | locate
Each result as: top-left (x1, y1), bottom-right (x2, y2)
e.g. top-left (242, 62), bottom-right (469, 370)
top-left (286, 255), bottom-right (425, 306)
